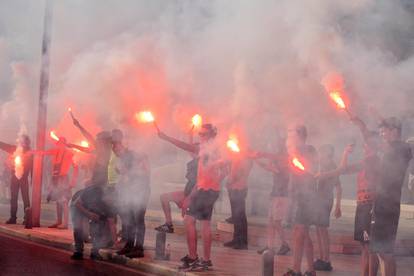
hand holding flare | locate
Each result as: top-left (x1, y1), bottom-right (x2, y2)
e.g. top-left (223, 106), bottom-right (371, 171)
top-left (50, 130), bottom-right (59, 141)
top-left (227, 137), bottom-right (240, 153)
top-left (136, 111), bottom-right (160, 132)
top-left (329, 91), bottom-right (352, 117)
top-left (191, 114), bottom-right (202, 129)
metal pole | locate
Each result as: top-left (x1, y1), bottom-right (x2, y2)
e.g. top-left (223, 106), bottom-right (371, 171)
top-left (32, 0), bottom-right (53, 227)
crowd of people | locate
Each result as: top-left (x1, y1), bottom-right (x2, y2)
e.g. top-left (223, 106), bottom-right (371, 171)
top-left (0, 110), bottom-right (412, 276)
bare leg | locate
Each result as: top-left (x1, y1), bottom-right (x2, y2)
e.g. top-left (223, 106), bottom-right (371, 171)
top-left (201, 220), bottom-right (212, 261)
top-left (61, 201), bottom-right (69, 228)
top-left (320, 227), bottom-right (330, 261)
top-left (160, 191), bottom-right (184, 224)
top-left (380, 253), bottom-right (396, 276)
top-left (360, 243), bottom-right (369, 276)
top-left (292, 224), bottom-right (306, 273)
top-left (275, 220), bottom-right (287, 246)
top-left (267, 218), bottom-right (276, 248)
top-left (184, 215), bottom-right (197, 259)
top-left (369, 253), bottom-right (379, 276)
top-left (304, 228), bottom-right (315, 272)
top-left (316, 227), bottom-right (323, 260)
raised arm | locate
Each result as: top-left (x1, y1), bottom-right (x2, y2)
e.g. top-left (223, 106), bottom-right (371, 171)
top-left (0, 141), bottom-right (16, 154)
top-left (256, 159), bottom-right (279, 174)
top-left (158, 130), bottom-right (198, 154)
top-left (350, 115), bottom-right (370, 140)
top-left (67, 143), bottom-right (93, 154)
top-left (72, 118), bottom-right (96, 147)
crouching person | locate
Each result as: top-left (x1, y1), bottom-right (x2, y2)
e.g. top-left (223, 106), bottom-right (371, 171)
top-left (70, 180), bottom-right (117, 261)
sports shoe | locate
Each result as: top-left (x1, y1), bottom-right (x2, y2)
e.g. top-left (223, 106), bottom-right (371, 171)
top-left (5, 218), bottom-right (16, 224)
top-left (178, 256), bottom-right (198, 270)
top-left (283, 269), bottom-right (302, 276)
top-left (155, 223), bottom-right (174, 233)
top-left (189, 259), bottom-right (212, 271)
top-left (303, 271), bottom-right (316, 276)
top-left (70, 252), bottom-right (84, 260)
top-left (277, 243), bottom-right (290, 255)
top-left (223, 240), bottom-right (237, 247)
top-left (117, 244), bottom-right (134, 255)
top-left (314, 259), bottom-right (333, 271)
top-left (90, 252), bottom-right (104, 261)
top-left (125, 248), bottom-right (144, 259)
top-left (232, 243), bottom-right (248, 250)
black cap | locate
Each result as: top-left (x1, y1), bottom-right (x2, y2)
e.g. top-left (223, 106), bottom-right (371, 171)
top-left (379, 117), bottom-right (402, 131)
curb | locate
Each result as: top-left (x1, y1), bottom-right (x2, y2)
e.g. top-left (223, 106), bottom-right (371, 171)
top-left (0, 225), bottom-right (199, 276)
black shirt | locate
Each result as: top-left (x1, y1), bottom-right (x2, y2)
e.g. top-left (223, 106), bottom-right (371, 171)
top-left (80, 185), bottom-right (116, 218)
top-left (317, 161), bottom-right (340, 201)
top-left (375, 141), bottom-right (412, 212)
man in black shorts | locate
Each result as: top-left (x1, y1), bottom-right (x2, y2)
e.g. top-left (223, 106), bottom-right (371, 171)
top-left (284, 125), bottom-right (318, 276)
top-left (370, 117), bottom-right (412, 276)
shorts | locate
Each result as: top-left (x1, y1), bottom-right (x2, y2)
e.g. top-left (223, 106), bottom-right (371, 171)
top-left (48, 175), bottom-right (72, 202)
top-left (269, 196), bottom-right (288, 221)
top-left (292, 192), bottom-right (318, 226)
top-left (187, 189), bottom-right (219, 221)
top-left (315, 198), bottom-right (333, 227)
top-left (354, 202), bottom-right (373, 243)
top-left (370, 207), bottom-right (400, 254)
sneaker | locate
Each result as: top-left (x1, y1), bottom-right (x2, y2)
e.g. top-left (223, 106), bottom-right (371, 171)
top-left (117, 245), bottom-right (133, 255)
top-left (303, 271), bottom-right (316, 276)
top-left (257, 246), bottom-right (270, 254)
top-left (232, 243), bottom-right (248, 250)
top-left (277, 243), bottom-right (290, 256)
top-left (178, 256), bottom-right (198, 270)
top-left (180, 255), bottom-right (194, 262)
top-left (283, 269), bottom-right (302, 276)
top-left (313, 259), bottom-right (325, 271)
top-left (223, 240), bottom-right (237, 248)
top-left (155, 223), bottom-right (174, 233)
top-left (5, 218), bottom-right (16, 224)
top-left (48, 223), bottom-right (61, 228)
top-left (225, 216), bottom-right (234, 224)
top-left (70, 252), bottom-right (84, 260)
top-left (324, 262), bottom-right (333, 271)
top-left (189, 259), bottom-right (212, 272)
top-left (125, 248), bottom-right (144, 259)
top-left (90, 252), bottom-right (104, 261)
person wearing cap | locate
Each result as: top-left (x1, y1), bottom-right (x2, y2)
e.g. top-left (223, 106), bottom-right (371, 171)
top-left (158, 123), bottom-right (226, 271)
top-left (369, 117), bottom-right (412, 276)
top-left (283, 124), bottom-right (318, 276)
top-left (0, 135), bottom-right (33, 224)
top-left (37, 136), bottom-right (78, 229)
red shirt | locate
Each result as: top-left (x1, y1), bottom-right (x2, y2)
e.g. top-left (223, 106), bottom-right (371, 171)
top-left (196, 143), bottom-right (223, 192)
top-left (45, 147), bottom-right (74, 176)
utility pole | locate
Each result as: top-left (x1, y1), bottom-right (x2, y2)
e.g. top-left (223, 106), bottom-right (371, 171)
top-left (32, 0), bottom-right (53, 227)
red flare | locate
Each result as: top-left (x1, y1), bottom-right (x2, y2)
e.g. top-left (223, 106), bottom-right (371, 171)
top-left (136, 111), bottom-right (155, 123)
top-left (14, 155), bottom-right (22, 166)
top-left (292, 157), bottom-right (305, 171)
top-left (50, 130), bottom-right (59, 141)
top-left (227, 137), bottom-right (240, 153)
top-left (191, 114), bottom-right (202, 128)
top-left (329, 91), bottom-right (346, 109)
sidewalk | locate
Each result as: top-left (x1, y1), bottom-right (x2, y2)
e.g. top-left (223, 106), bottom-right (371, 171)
top-left (1, 208), bottom-right (414, 275)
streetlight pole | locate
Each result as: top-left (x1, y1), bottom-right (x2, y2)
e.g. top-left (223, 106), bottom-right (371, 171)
top-left (32, 0), bottom-right (53, 227)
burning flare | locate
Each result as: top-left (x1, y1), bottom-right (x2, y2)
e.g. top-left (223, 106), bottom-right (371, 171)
top-left (50, 130), bottom-right (59, 141)
top-left (136, 111), bottom-right (155, 123)
top-left (80, 141), bottom-right (89, 148)
top-left (14, 155), bottom-right (22, 166)
top-left (292, 157), bottom-right (305, 171)
top-left (227, 138), bottom-right (240, 153)
top-left (329, 91), bottom-right (346, 109)
top-left (191, 114), bottom-right (202, 128)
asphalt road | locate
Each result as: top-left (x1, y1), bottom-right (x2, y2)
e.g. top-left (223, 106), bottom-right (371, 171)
top-left (0, 232), bottom-right (152, 276)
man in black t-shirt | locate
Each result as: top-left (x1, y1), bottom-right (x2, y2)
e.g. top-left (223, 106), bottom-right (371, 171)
top-left (370, 117), bottom-right (412, 276)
